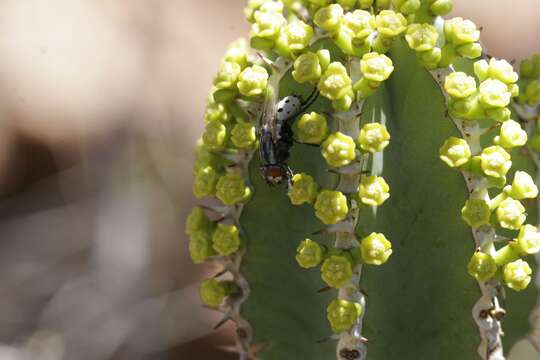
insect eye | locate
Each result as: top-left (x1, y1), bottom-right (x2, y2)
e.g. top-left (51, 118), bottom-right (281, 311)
top-left (285, 99), bottom-right (290, 103)
top-left (277, 108), bottom-right (283, 113)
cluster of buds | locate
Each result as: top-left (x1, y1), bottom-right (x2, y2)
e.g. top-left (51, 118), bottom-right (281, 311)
top-left (440, 56), bottom-right (539, 292)
top-left (444, 58), bottom-right (519, 122)
top-left (516, 54), bottom-right (540, 107)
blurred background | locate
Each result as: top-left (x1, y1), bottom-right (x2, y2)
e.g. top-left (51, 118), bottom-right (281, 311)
top-left (0, 0), bottom-right (538, 359)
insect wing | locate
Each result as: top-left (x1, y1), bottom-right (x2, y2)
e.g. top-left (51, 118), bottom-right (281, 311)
top-left (260, 83), bottom-right (279, 141)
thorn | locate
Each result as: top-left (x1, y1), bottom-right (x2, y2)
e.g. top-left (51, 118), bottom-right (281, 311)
top-left (361, 336), bottom-right (369, 343)
top-left (213, 269), bottom-right (227, 278)
top-left (256, 52), bottom-right (278, 71)
top-left (316, 336), bottom-right (333, 343)
top-left (213, 315), bottom-right (232, 330)
top-left (317, 286), bottom-right (332, 293)
top-left (360, 288), bottom-right (369, 297)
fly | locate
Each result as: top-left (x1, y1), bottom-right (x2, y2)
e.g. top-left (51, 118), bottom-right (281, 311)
top-left (258, 85), bottom-right (319, 186)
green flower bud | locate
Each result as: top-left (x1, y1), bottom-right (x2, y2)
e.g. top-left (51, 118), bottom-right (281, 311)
top-left (495, 120), bottom-right (527, 149)
top-left (212, 223), bottom-right (241, 256)
top-left (520, 58), bottom-right (535, 78)
top-left (439, 137), bottom-right (471, 168)
top-left (214, 61), bottom-right (242, 90)
top-left (430, 0), bottom-right (453, 16)
top-left (467, 251), bottom-right (497, 282)
top-left (244, 0), bottom-right (269, 22)
top-left (444, 17), bottom-right (480, 45)
top-left (478, 79), bottom-right (512, 108)
top-left (317, 49), bottom-right (331, 72)
top-left (375, 10), bottom-right (407, 38)
top-left (360, 232), bottom-right (392, 265)
top-left (314, 4), bottom-right (344, 32)
top-left (251, 7), bottom-right (286, 40)
top-left (461, 198), bottom-right (491, 227)
top-left (321, 132), bottom-right (357, 167)
top-left (189, 230), bottom-right (215, 264)
top-left (231, 121), bottom-right (257, 149)
top-left (223, 38), bottom-right (248, 68)
top-left (448, 93), bottom-right (484, 120)
top-left (332, 91), bottom-right (355, 112)
top-left (185, 206), bottom-right (214, 235)
top-left (358, 176), bottom-right (390, 206)
top-left (417, 47), bottom-right (442, 69)
top-left (480, 145), bottom-right (512, 179)
top-left (318, 62), bottom-right (353, 101)
top-left (405, 23), bottom-right (439, 52)
top-left (393, 0), bottom-right (421, 14)
top-left (496, 198), bottom-right (526, 230)
top-left (341, 10), bottom-right (376, 41)
top-left (194, 138), bottom-right (221, 172)
top-left (314, 190), bottom-right (349, 225)
top-left (455, 43), bottom-right (482, 59)
top-left (202, 120), bottom-right (227, 149)
top-left (515, 224), bottom-right (540, 255)
top-left (288, 173), bottom-right (319, 205)
top-left (326, 299), bottom-right (362, 333)
top-left (292, 52), bottom-right (322, 84)
top-left (295, 112), bottom-right (329, 144)
top-left (444, 72), bottom-right (477, 99)
top-left (353, 77), bottom-right (379, 99)
top-left (488, 58), bottom-right (519, 84)
top-left (200, 278), bottom-right (232, 308)
top-left (358, 122), bottom-right (391, 153)
top-left (193, 166), bottom-right (219, 198)
top-left (486, 107), bottom-right (511, 123)
top-left (237, 65), bottom-right (269, 97)
top-left (360, 52), bottom-right (394, 82)
top-left (215, 172), bottom-right (252, 206)
top-left (276, 20), bottom-right (314, 56)
top-left (321, 255), bottom-right (354, 288)
top-left (473, 59), bottom-right (489, 82)
top-left (525, 80), bottom-right (540, 106)
top-left (503, 259), bottom-right (532, 291)
top-left (296, 238), bottom-right (326, 268)
top-left (204, 98), bottom-right (230, 124)
top-left (507, 171), bottom-right (539, 200)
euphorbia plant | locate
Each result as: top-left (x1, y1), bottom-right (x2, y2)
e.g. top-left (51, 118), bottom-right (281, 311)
top-left (186, 1), bottom-right (540, 359)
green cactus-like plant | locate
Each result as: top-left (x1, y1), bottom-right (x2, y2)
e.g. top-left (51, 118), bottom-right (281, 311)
top-left (186, 1), bottom-right (540, 359)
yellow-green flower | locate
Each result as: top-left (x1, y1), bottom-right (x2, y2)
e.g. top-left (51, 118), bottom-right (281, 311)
top-left (292, 52), bottom-right (322, 84)
top-left (405, 23), bottom-right (439, 52)
top-left (200, 279), bottom-right (230, 308)
top-left (193, 166), bottom-right (219, 198)
top-left (341, 9), bottom-right (375, 40)
top-left (360, 232), bottom-right (392, 265)
top-left (444, 72), bottom-right (477, 99)
top-left (185, 206), bottom-right (213, 235)
top-left (358, 122), bottom-right (391, 152)
top-left (321, 255), bottom-right (353, 288)
top-left (212, 223), bottom-right (241, 256)
top-left (251, 7), bottom-right (286, 40)
top-left (496, 198), bottom-right (526, 230)
top-left (488, 58), bottom-right (519, 84)
top-left (326, 299), bottom-right (362, 333)
top-left (439, 137), bottom-right (471, 168)
top-left (314, 4), bottom-right (344, 32)
top-left (318, 62), bottom-right (353, 101)
top-left (189, 230), bottom-right (215, 264)
top-left (296, 239), bottom-right (325, 268)
top-left (480, 145), bottom-right (511, 179)
top-left (478, 79), bottom-right (512, 109)
top-left (444, 17), bottom-right (480, 45)
top-left (214, 61), bottom-right (242, 90)
top-left (461, 198), bottom-right (491, 227)
top-left (503, 259), bottom-right (532, 291)
top-left (277, 20), bottom-right (314, 54)
top-left (314, 190), bottom-right (349, 225)
top-left (295, 112), bottom-right (328, 144)
top-left (358, 176), bottom-right (390, 206)
top-left (496, 120), bottom-right (527, 149)
top-left (215, 172), bottom-right (252, 206)
top-left (237, 65), bottom-right (269, 97)
top-left (223, 38), bottom-right (248, 68)
top-left (202, 121), bottom-right (227, 149)
top-left (515, 224), bottom-right (540, 255)
top-left (231, 121), bottom-right (257, 149)
top-left (360, 53), bottom-right (394, 83)
top-left (467, 252), bottom-right (497, 282)
top-left (507, 171), bottom-right (539, 200)
top-left (321, 132), bottom-right (357, 167)
top-left (288, 173), bottom-right (319, 205)
top-left (375, 10), bottom-right (407, 38)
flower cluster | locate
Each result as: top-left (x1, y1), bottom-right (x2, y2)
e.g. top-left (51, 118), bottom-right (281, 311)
top-left (441, 59), bottom-right (539, 292)
top-left (517, 54), bottom-right (540, 107)
top-left (444, 58), bottom-right (519, 122)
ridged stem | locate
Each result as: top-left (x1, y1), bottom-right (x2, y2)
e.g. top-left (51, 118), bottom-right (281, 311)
top-left (432, 67), bottom-right (506, 360)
